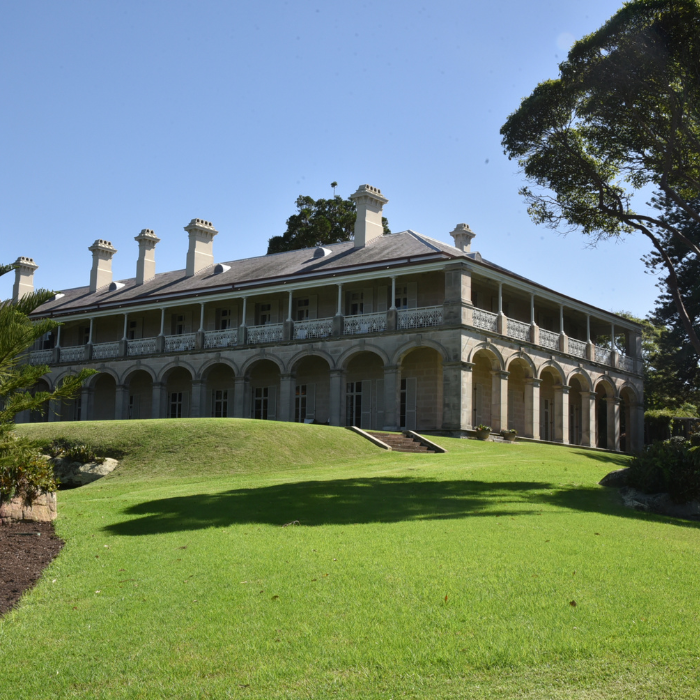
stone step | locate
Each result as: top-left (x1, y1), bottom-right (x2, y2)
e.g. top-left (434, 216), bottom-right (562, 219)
top-left (365, 431), bottom-right (437, 453)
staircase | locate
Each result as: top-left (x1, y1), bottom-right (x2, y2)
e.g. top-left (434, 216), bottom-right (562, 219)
top-left (365, 431), bottom-right (438, 453)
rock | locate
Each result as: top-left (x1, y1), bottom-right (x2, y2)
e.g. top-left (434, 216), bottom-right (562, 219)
top-left (619, 487), bottom-right (700, 520)
top-left (51, 457), bottom-right (119, 487)
top-left (0, 490), bottom-right (57, 524)
top-left (599, 467), bottom-right (632, 488)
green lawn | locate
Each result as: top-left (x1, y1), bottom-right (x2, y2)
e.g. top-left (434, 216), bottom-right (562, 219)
top-left (3, 419), bottom-right (700, 699)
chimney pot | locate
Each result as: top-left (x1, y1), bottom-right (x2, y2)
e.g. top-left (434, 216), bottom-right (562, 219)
top-left (450, 223), bottom-right (476, 253)
top-left (184, 218), bottom-right (218, 277)
top-left (12, 256), bottom-right (38, 303)
top-left (134, 228), bottom-right (160, 285)
top-left (349, 184), bottom-right (388, 248)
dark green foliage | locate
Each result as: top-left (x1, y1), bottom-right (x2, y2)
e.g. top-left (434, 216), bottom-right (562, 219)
top-left (629, 437), bottom-right (700, 503)
top-left (0, 426), bottom-right (56, 502)
top-left (44, 438), bottom-right (105, 464)
top-left (267, 193), bottom-right (390, 254)
top-left (500, 0), bottom-right (700, 356)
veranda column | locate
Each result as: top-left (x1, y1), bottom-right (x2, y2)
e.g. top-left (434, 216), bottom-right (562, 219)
top-left (239, 297), bottom-right (248, 345)
top-left (278, 373), bottom-right (295, 422)
top-left (608, 396), bottom-right (621, 451)
top-left (610, 322), bottom-right (618, 368)
top-left (333, 284), bottom-right (344, 336)
top-left (382, 364), bottom-right (400, 431)
top-left (114, 384), bottom-right (129, 420)
top-left (529, 294), bottom-right (539, 344)
top-left (195, 303), bottom-right (206, 350)
top-left (53, 324), bottom-right (62, 363)
top-left (233, 377), bottom-right (247, 418)
top-left (80, 386), bottom-right (92, 421)
top-left (119, 313), bottom-right (129, 356)
top-left (559, 305), bottom-right (568, 353)
top-left (190, 380), bottom-right (204, 417)
top-left (157, 308), bottom-right (166, 353)
top-left (496, 282), bottom-right (507, 335)
top-left (524, 378), bottom-right (541, 439)
top-left (585, 314), bottom-right (595, 360)
top-left (490, 370), bottom-right (509, 432)
top-left (284, 292), bottom-right (295, 341)
top-left (553, 385), bottom-right (570, 444)
top-left (329, 369), bottom-right (344, 426)
top-left (152, 382), bottom-right (166, 418)
top-left (441, 361), bottom-right (473, 433)
top-left (387, 277), bottom-right (398, 331)
top-left (580, 391), bottom-right (597, 447)
top-left (85, 317), bottom-right (94, 360)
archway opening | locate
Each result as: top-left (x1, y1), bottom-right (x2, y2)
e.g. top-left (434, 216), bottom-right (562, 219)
top-left (293, 356), bottom-right (331, 424)
top-left (344, 351), bottom-right (384, 429)
top-left (165, 367), bottom-right (193, 419)
top-left (126, 370), bottom-right (153, 419)
top-left (595, 380), bottom-right (615, 449)
top-left (399, 347), bottom-right (443, 431)
top-left (93, 373), bottom-right (116, 421)
top-left (471, 350), bottom-right (498, 429)
top-left (539, 368), bottom-right (562, 442)
top-left (204, 364), bottom-right (236, 418)
top-left (507, 359), bottom-right (531, 436)
top-left (620, 386), bottom-right (637, 453)
top-left (568, 375), bottom-right (585, 445)
top-left (248, 360), bottom-right (281, 420)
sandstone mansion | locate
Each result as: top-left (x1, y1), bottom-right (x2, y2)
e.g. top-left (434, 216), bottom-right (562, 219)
top-left (15, 184), bottom-right (644, 452)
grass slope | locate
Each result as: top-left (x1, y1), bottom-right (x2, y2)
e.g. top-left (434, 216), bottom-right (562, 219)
top-left (2, 419), bottom-right (699, 699)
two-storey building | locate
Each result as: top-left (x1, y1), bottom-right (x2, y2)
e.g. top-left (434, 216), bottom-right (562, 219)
top-left (16, 184), bottom-right (644, 451)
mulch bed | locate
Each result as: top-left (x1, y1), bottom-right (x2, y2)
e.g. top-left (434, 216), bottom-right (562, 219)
top-left (0, 522), bottom-right (64, 616)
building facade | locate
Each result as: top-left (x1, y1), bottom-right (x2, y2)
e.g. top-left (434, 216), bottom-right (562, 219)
top-left (17, 184), bottom-right (644, 451)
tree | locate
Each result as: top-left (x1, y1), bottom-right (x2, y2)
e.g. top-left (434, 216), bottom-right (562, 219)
top-left (267, 193), bottom-right (391, 254)
top-left (0, 264), bottom-right (95, 501)
top-left (500, 0), bottom-right (700, 356)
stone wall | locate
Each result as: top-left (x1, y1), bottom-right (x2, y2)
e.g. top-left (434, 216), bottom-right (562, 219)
top-left (0, 491), bottom-right (57, 524)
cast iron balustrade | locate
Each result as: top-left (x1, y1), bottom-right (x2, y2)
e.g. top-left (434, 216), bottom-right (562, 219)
top-left (294, 318), bottom-right (333, 340)
top-left (397, 305), bottom-right (444, 330)
top-left (247, 323), bottom-right (283, 344)
top-left (472, 308), bottom-right (498, 332)
top-left (595, 345), bottom-right (612, 365)
top-left (506, 318), bottom-right (530, 342)
top-left (204, 328), bottom-right (238, 349)
top-left (92, 341), bottom-right (120, 360)
top-left (343, 312), bottom-right (387, 335)
top-left (539, 329), bottom-right (560, 351)
top-left (60, 346), bottom-right (85, 363)
top-left (127, 337), bottom-right (158, 356)
top-left (164, 333), bottom-right (196, 353)
top-left (568, 338), bottom-right (586, 358)
top-left (28, 349), bottom-right (53, 365)
top-left (619, 355), bottom-right (635, 372)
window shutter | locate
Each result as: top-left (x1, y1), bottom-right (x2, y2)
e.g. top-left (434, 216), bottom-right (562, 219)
top-left (267, 386), bottom-right (277, 420)
top-left (360, 382), bottom-right (372, 429)
top-left (376, 286), bottom-right (388, 312)
top-left (308, 295), bottom-right (318, 320)
top-left (306, 384), bottom-right (316, 421)
top-left (376, 379), bottom-right (385, 428)
top-left (362, 287), bottom-right (373, 314)
top-left (407, 282), bottom-right (417, 309)
top-left (405, 377), bottom-right (417, 430)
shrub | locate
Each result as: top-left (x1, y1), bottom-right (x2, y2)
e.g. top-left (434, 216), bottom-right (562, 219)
top-left (476, 424), bottom-right (491, 432)
top-left (0, 428), bottom-right (56, 503)
top-left (500, 429), bottom-right (518, 436)
top-left (44, 438), bottom-right (105, 464)
top-left (628, 437), bottom-right (700, 504)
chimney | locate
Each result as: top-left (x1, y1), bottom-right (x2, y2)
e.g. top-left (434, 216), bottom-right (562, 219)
top-left (12, 256), bottom-right (38, 302)
top-left (450, 223), bottom-right (476, 252)
top-left (88, 239), bottom-right (117, 293)
top-left (134, 229), bottom-right (160, 285)
top-left (184, 219), bottom-right (218, 277)
top-left (350, 184), bottom-right (388, 248)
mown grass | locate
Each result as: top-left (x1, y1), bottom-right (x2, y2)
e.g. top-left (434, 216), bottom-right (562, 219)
top-left (3, 419), bottom-right (700, 699)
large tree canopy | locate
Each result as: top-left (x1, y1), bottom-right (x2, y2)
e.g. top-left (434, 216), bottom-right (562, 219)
top-left (267, 192), bottom-right (391, 254)
top-left (500, 0), bottom-right (700, 355)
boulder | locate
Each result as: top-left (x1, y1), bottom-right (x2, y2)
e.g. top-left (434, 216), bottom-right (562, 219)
top-left (51, 457), bottom-right (119, 487)
top-left (0, 490), bottom-right (57, 524)
top-left (599, 467), bottom-right (632, 488)
top-left (619, 487), bottom-right (700, 520)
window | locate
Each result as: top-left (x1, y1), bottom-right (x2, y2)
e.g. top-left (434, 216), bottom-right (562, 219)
top-left (349, 292), bottom-right (363, 316)
top-left (400, 378), bottom-right (407, 427)
top-left (295, 298), bottom-right (310, 321)
top-left (254, 387), bottom-right (269, 420)
top-left (217, 309), bottom-right (232, 330)
top-left (212, 390), bottom-right (228, 418)
top-left (345, 381), bottom-right (362, 426)
top-left (259, 303), bottom-right (272, 325)
top-left (395, 286), bottom-right (408, 310)
top-left (172, 314), bottom-right (185, 335)
top-left (42, 332), bottom-right (55, 350)
top-left (170, 392), bottom-right (183, 418)
top-left (127, 320), bottom-right (138, 340)
top-left (73, 396), bottom-right (82, 421)
top-left (80, 326), bottom-right (91, 345)
top-left (295, 385), bottom-right (307, 422)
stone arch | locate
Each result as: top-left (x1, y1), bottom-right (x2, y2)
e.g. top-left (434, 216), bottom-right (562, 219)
top-left (157, 361), bottom-right (196, 384)
top-left (538, 363), bottom-right (566, 442)
top-left (566, 368), bottom-right (594, 393)
top-left (86, 367), bottom-right (120, 390)
top-left (92, 372), bottom-right (117, 421)
top-left (121, 364), bottom-right (157, 385)
top-left (595, 376), bottom-right (617, 450)
top-left (290, 353), bottom-right (333, 424)
top-left (505, 351), bottom-right (537, 377)
top-left (338, 343), bottom-right (389, 370)
top-left (506, 355), bottom-right (535, 436)
top-left (467, 342), bottom-right (505, 371)
top-left (596, 375), bottom-right (618, 398)
top-left (287, 348), bottom-right (337, 374)
top-left (537, 360), bottom-right (566, 384)
top-left (398, 345), bottom-right (444, 431)
top-left (247, 358), bottom-right (282, 421)
top-left (200, 361), bottom-right (237, 418)
top-left (51, 370), bottom-right (85, 422)
top-left (197, 357), bottom-right (240, 382)
top-left (240, 353), bottom-right (285, 378)
top-left (391, 338), bottom-right (450, 367)
top-left (618, 381), bottom-right (640, 405)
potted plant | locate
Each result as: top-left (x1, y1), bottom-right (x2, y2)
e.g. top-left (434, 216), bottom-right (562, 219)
top-left (500, 428), bottom-right (518, 442)
top-left (475, 424), bottom-right (491, 441)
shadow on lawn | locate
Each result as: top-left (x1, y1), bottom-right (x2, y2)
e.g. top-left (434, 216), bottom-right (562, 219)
top-left (104, 476), bottom-right (700, 536)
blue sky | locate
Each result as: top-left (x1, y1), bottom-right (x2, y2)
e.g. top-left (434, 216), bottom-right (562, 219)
top-left (0, 0), bottom-right (659, 318)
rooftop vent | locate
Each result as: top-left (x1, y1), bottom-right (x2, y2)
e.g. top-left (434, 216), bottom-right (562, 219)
top-left (108, 281), bottom-right (125, 291)
top-left (214, 263), bottom-right (231, 274)
top-left (313, 246), bottom-right (332, 258)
